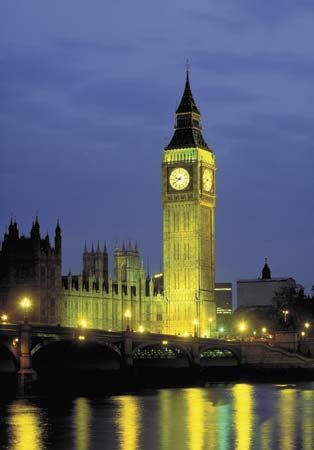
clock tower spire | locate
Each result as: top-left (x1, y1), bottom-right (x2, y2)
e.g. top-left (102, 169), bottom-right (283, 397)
top-left (162, 72), bottom-right (217, 336)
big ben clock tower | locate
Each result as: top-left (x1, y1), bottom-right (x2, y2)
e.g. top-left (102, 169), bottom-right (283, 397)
top-left (162, 71), bottom-right (216, 336)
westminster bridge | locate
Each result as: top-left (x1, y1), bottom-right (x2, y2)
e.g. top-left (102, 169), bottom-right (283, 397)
top-left (1, 323), bottom-right (314, 382)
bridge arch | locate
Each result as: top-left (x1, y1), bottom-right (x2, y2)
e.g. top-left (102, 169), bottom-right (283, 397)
top-left (199, 345), bottom-right (241, 366)
top-left (133, 342), bottom-right (192, 368)
top-left (0, 341), bottom-right (18, 373)
top-left (32, 339), bottom-right (122, 374)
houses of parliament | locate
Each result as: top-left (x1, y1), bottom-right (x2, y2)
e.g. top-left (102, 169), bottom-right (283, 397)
top-left (0, 73), bottom-right (217, 337)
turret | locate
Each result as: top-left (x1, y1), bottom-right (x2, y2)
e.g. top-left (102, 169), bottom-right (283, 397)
top-left (55, 220), bottom-right (62, 255)
top-left (30, 216), bottom-right (40, 240)
top-left (262, 258), bottom-right (271, 280)
top-left (8, 218), bottom-right (19, 239)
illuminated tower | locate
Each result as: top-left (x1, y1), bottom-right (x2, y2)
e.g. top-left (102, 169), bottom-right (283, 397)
top-left (162, 71), bottom-right (216, 336)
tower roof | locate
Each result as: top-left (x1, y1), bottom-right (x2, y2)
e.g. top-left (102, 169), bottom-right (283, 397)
top-left (165, 71), bottom-right (210, 151)
top-left (176, 71), bottom-right (200, 115)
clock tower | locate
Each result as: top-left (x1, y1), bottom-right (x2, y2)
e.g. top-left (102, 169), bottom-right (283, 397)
top-left (162, 71), bottom-right (216, 336)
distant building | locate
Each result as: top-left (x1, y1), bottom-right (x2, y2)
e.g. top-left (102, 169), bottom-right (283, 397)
top-left (0, 218), bottom-right (61, 324)
top-left (215, 282), bottom-right (232, 314)
top-left (237, 260), bottom-right (298, 309)
top-left (215, 282), bottom-right (232, 330)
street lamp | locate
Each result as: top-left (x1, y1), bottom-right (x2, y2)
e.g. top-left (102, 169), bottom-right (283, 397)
top-left (282, 310), bottom-right (289, 323)
top-left (238, 321), bottom-right (247, 340)
top-left (193, 318), bottom-right (199, 338)
top-left (261, 327), bottom-right (267, 335)
top-left (20, 297), bottom-right (31, 323)
top-left (124, 309), bottom-right (131, 331)
top-left (79, 319), bottom-right (87, 329)
top-left (304, 322), bottom-right (310, 329)
top-left (1, 314), bottom-right (8, 323)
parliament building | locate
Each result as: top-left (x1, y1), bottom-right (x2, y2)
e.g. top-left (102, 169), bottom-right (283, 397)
top-left (0, 73), bottom-right (217, 337)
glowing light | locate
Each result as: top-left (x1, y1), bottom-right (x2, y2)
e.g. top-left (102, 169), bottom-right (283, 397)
top-left (253, 331), bottom-right (257, 336)
top-left (162, 340), bottom-right (168, 345)
top-left (78, 335), bottom-right (85, 341)
top-left (138, 325), bottom-right (144, 333)
top-left (124, 310), bottom-right (131, 319)
top-left (1, 313), bottom-right (8, 322)
top-left (238, 322), bottom-right (247, 333)
top-left (262, 327), bottom-right (267, 334)
top-left (193, 319), bottom-right (199, 326)
top-left (183, 331), bottom-right (189, 337)
top-left (154, 273), bottom-right (163, 279)
top-left (20, 297), bottom-right (31, 310)
top-left (304, 322), bottom-right (310, 329)
top-left (219, 327), bottom-right (224, 333)
top-left (79, 319), bottom-right (87, 329)
top-left (301, 331), bottom-right (306, 337)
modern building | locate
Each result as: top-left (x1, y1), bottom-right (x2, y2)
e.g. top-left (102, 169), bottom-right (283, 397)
top-left (215, 283), bottom-right (232, 329)
top-left (237, 260), bottom-right (297, 308)
top-left (0, 218), bottom-right (61, 324)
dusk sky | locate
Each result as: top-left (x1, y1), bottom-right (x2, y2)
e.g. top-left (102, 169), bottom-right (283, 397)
top-left (1, 1), bottom-right (314, 296)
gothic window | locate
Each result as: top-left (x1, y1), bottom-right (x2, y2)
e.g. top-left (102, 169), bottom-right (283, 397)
top-left (121, 265), bottom-right (127, 283)
top-left (156, 304), bottom-right (162, 321)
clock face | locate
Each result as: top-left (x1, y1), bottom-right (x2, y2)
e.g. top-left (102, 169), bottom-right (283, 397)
top-left (169, 167), bottom-right (190, 190)
top-left (203, 168), bottom-right (213, 192)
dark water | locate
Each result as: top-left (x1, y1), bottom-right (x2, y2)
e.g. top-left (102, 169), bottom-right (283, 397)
top-left (1, 383), bottom-right (314, 450)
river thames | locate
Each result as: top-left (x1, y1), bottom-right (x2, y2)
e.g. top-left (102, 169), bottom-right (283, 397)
top-left (0, 383), bottom-right (313, 450)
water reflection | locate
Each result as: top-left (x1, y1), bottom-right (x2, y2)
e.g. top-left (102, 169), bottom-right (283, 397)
top-left (115, 395), bottom-right (141, 450)
top-left (302, 390), bottom-right (314, 450)
top-left (279, 389), bottom-right (296, 450)
top-left (186, 389), bottom-right (205, 450)
top-left (2, 383), bottom-right (314, 450)
top-left (7, 400), bottom-right (43, 450)
top-left (74, 398), bottom-right (91, 450)
top-left (233, 384), bottom-right (253, 450)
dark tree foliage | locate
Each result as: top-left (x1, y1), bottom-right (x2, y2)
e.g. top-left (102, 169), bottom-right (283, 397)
top-left (273, 286), bottom-right (314, 331)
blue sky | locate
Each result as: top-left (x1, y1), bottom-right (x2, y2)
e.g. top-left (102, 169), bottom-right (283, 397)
top-left (1, 0), bottom-right (314, 293)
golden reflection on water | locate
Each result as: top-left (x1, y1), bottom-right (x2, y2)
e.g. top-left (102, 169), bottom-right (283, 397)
top-left (302, 390), bottom-right (314, 450)
top-left (8, 401), bottom-right (43, 450)
top-left (74, 398), bottom-right (91, 450)
top-left (260, 419), bottom-right (273, 450)
top-left (233, 384), bottom-right (253, 450)
top-left (115, 395), bottom-right (140, 450)
top-left (279, 389), bottom-right (296, 450)
top-left (186, 389), bottom-right (205, 450)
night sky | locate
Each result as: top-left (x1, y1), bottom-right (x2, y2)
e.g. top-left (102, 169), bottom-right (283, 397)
top-left (1, 1), bottom-right (314, 296)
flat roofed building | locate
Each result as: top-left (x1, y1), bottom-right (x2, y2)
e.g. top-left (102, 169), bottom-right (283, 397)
top-left (237, 259), bottom-right (297, 308)
top-left (215, 282), bottom-right (232, 315)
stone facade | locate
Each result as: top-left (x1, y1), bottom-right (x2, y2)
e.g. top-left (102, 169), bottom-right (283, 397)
top-left (162, 72), bottom-right (216, 336)
top-left (0, 218), bottom-right (61, 324)
top-left (61, 244), bottom-right (165, 333)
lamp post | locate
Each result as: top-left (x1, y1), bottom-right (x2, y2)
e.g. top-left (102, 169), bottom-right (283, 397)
top-left (282, 309), bottom-right (289, 324)
top-left (20, 297), bottom-right (31, 323)
top-left (124, 309), bottom-right (131, 332)
top-left (78, 319), bottom-right (87, 340)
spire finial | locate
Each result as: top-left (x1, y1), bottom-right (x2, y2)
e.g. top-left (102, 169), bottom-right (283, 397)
top-left (185, 58), bottom-right (190, 75)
